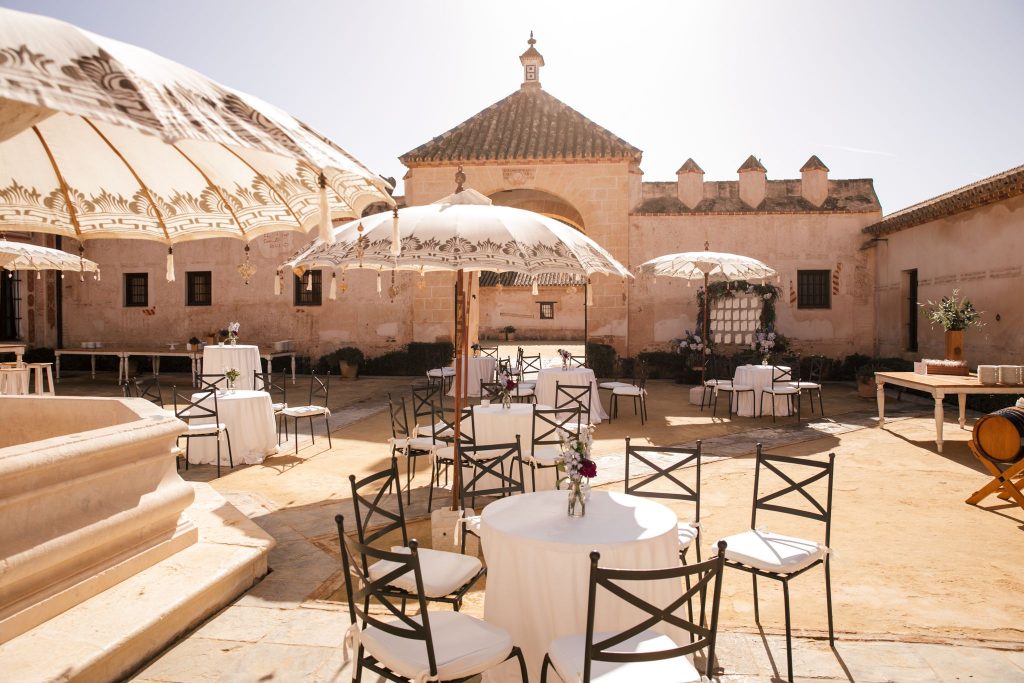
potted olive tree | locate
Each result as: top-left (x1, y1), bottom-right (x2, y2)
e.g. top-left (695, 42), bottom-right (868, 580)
top-left (855, 364), bottom-right (878, 399)
top-left (920, 289), bottom-right (984, 361)
top-left (337, 346), bottom-right (364, 380)
top-left (502, 325), bottom-right (516, 342)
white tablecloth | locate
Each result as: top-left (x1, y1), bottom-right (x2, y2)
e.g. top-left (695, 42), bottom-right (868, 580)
top-left (186, 390), bottom-right (278, 465)
top-left (480, 490), bottom-right (682, 682)
top-left (733, 364), bottom-right (792, 417)
top-left (447, 356), bottom-right (497, 397)
top-left (470, 403), bottom-right (555, 491)
top-left (534, 368), bottom-right (608, 423)
top-left (202, 344), bottom-right (261, 390)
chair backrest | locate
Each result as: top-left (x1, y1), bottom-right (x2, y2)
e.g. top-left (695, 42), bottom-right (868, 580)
top-left (173, 386), bottom-right (218, 422)
top-left (457, 437), bottom-right (525, 502)
top-left (411, 382), bottom-right (442, 425)
top-left (633, 359), bottom-right (650, 384)
top-left (387, 393), bottom-right (411, 440)
top-left (121, 380), bottom-right (134, 398)
top-left (708, 355), bottom-right (731, 381)
top-left (434, 405), bottom-right (474, 446)
top-left (520, 353), bottom-right (542, 379)
top-left (581, 543), bottom-right (727, 682)
top-left (134, 376), bottom-right (164, 407)
top-left (807, 355), bottom-right (827, 383)
top-left (750, 444), bottom-right (836, 546)
top-left (479, 380), bottom-right (504, 402)
top-left (254, 370), bottom-right (286, 404)
top-left (197, 373), bottom-right (228, 391)
top-left (479, 346), bottom-right (499, 359)
top-left (555, 382), bottom-right (592, 425)
top-left (335, 515), bottom-right (439, 676)
top-left (569, 354), bottom-right (587, 368)
top-left (496, 357), bottom-right (512, 379)
top-left (624, 438), bottom-right (701, 524)
top-left (348, 457), bottom-right (408, 547)
top-left (307, 372), bottom-right (330, 408)
top-left (532, 406), bottom-right (581, 450)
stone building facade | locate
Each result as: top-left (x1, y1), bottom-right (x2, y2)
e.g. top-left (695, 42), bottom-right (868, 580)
top-left (12, 37), bottom-right (1017, 368)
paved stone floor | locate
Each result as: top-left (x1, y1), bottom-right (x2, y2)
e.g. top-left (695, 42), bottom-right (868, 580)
top-left (47, 372), bottom-right (1024, 682)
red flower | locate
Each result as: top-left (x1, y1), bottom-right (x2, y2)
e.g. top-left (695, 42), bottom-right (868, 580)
top-left (579, 458), bottom-right (597, 478)
top-left (505, 378), bottom-right (517, 391)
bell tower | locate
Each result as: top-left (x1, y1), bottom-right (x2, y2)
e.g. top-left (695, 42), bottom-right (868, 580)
top-left (519, 31), bottom-right (545, 89)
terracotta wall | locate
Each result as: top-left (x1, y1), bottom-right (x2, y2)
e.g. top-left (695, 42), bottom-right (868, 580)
top-left (478, 286), bottom-right (585, 340)
top-left (872, 194), bottom-right (1024, 365)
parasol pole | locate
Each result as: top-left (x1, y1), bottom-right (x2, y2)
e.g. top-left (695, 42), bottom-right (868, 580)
top-left (701, 270), bottom-right (709, 384)
top-left (450, 268), bottom-right (467, 510)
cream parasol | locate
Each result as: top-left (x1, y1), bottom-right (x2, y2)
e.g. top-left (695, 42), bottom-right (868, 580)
top-left (0, 7), bottom-right (393, 279)
top-left (638, 244), bottom-right (777, 379)
top-left (284, 170), bottom-right (631, 507)
top-left (0, 238), bottom-right (98, 275)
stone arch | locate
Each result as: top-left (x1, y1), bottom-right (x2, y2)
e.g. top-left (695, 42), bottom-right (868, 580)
top-left (487, 189), bottom-right (586, 232)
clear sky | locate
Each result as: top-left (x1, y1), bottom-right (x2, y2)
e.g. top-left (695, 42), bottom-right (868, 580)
top-left (5, 0), bottom-right (1022, 213)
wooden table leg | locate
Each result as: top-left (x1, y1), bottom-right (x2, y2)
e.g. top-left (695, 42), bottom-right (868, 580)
top-left (934, 390), bottom-right (945, 453)
top-left (291, 355), bottom-right (297, 384)
top-left (876, 379), bottom-right (886, 427)
top-left (90, 354), bottom-right (96, 380)
top-left (56, 353), bottom-right (61, 382)
top-left (958, 394), bottom-right (967, 429)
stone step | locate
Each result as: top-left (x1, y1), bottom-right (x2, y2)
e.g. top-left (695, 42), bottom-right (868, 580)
top-left (0, 485), bottom-right (273, 683)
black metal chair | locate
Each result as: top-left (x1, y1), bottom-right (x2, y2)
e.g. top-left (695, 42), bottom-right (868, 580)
top-left (519, 353), bottom-right (542, 385)
top-left (480, 379), bottom-right (505, 403)
top-left (555, 382), bottom-right (592, 427)
top-left (759, 364), bottom-right (801, 422)
top-left (254, 370), bottom-right (288, 442)
top-left (280, 372), bottom-right (331, 455)
top-left (479, 346), bottom-right (499, 359)
top-left (608, 370), bottom-right (648, 425)
top-left (791, 355), bottom-right (826, 417)
top-left (540, 542), bottom-right (727, 683)
top-left (196, 373), bottom-right (229, 392)
top-left (529, 406), bottom-right (580, 491)
top-left (719, 445), bottom-right (836, 683)
top-left (411, 381), bottom-right (446, 430)
top-left (386, 393), bottom-right (436, 504)
top-left (129, 375), bottom-right (165, 407)
top-left (172, 386), bottom-right (234, 477)
top-left (569, 353), bottom-right (587, 368)
top-left (624, 438), bottom-right (703, 564)
top-left (335, 513), bottom-right (527, 683)
top-left (427, 405), bottom-right (474, 513)
top-left (456, 436), bottom-right (525, 554)
top-left (347, 457), bottom-right (485, 612)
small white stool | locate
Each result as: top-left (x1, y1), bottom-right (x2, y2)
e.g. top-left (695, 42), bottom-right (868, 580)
top-left (25, 362), bottom-right (55, 395)
top-left (0, 366), bottom-right (30, 395)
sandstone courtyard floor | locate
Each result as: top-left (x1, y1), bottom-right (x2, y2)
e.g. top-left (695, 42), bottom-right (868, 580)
top-left (50, 366), bottom-right (1024, 681)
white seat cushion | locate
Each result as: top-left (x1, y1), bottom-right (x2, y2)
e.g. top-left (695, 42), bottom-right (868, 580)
top-left (704, 379), bottom-right (731, 387)
top-left (360, 611), bottom-right (512, 682)
top-left (790, 381), bottom-right (821, 390)
top-left (434, 445), bottom-right (455, 461)
top-left (369, 546), bottom-right (482, 598)
top-left (511, 387), bottom-right (534, 397)
top-left (548, 629), bottom-right (702, 683)
top-left (764, 386), bottom-right (799, 395)
top-left (427, 367), bottom-right (456, 377)
top-left (721, 383), bottom-right (753, 391)
top-left (187, 422), bottom-right (226, 434)
top-left (463, 514), bottom-right (481, 537)
top-left (518, 381), bottom-right (536, 389)
top-left (718, 529), bottom-right (826, 574)
top-left (677, 522), bottom-right (699, 549)
top-left (599, 381), bottom-right (631, 389)
top-left (390, 436), bottom-right (436, 452)
top-left (612, 386), bottom-right (645, 396)
top-left (282, 405), bottom-right (329, 417)
top-left (529, 444), bottom-right (563, 465)
top-left (271, 402), bottom-right (287, 413)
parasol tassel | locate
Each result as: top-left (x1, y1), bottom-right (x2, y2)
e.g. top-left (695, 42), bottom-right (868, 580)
top-left (531, 278), bottom-right (539, 296)
top-left (306, 273), bottom-right (313, 291)
top-left (95, 268), bottom-right (101, 282)
top-left (166, 247), bottom-right (175, 282)
top-left (587, 281), bottom-right (594, 306)
top-left (318, 172), bottom-right (335, 245)
top-left (329, 272), bottom-right (337, 300)
top-left (36, 271), bottom-right (41, 280)
top-left (376, 272), bottom-right (382, 295)
top-left (390, 208), bottom-right (401, 256)
top-left (274, 270), bottom-right (282, 296)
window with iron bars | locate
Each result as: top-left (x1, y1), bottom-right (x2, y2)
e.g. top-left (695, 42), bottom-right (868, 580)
top-left (124, 272), bottom-right (149, 307)
top-left (186, 271), bottom-right (212, 306)
top-left (797, 270), bottom-right (831, 309)
top-left (293, 271), bottom-right (322, 306)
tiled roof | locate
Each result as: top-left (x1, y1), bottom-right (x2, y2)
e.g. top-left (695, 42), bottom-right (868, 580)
top-left (479, 271), bottom-right (576, 287)
top-left (676, 158), bottom-right (704, 174)
top-left (800, 155), bottom-right (829, 172)
top-left (399, 86), bottom-right (642, 165)
top-left (634, 179), bottom-right (880, 215)
top-left (864, 164), bottom-right (1024, 236)
top-left (737, 155), bottom-right (767, 173)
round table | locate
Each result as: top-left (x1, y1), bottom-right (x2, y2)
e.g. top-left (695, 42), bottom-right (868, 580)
top-left (202, 344), bottom-right (261, 390)
top-left (471, 403), bottom-right (555, 491)
top-left (534, 368), bottom-right (608, 423)
top-left (480, 490), bottom-right (682, 682)
top-left (732, 364), bottom-right (792, 417)
top-left (447, 356), bottom-right (497, 397)
top-left (186, 390), bottom-right (279, 465)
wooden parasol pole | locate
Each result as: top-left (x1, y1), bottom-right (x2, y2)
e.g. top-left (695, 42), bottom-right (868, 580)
top-left (701, 271), bottom-right (709, 383)
top-left (450, 268), bottom-right (467, 510)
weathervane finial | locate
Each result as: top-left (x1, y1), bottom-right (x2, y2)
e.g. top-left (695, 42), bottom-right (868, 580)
top-left (455, 165), bottom-right (466, 193)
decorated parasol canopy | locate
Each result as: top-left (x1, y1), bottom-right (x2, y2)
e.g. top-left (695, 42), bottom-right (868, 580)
top-left (0, 238), bottom-right (98, 274)
top-left (0, 7), bottom-right (393, 279)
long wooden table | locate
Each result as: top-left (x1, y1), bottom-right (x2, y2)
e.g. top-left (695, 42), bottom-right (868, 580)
top-left (55, 347), bottom-right (297, 385)
top-left (0, 343), bottom-right (25, 363)
top-left (875, 371), bottom-right (1024, 453)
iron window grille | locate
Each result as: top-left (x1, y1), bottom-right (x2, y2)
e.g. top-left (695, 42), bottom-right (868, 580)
top-left (186, 271), bottom-right (212, 306)
top-left (797, 270), bottom-right (831, 309)
top-left (0, 271), bottom-right (22, 340)
top-left (294, 271), bottom-right (322, 306)
top-left (539, 302), bottom-right (555, 319)
top-left (124, 272), bottom-right (149, 308)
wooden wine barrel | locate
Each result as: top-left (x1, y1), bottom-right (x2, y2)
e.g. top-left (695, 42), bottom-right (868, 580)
top-left (972, 407), bottom-right (1024, 462)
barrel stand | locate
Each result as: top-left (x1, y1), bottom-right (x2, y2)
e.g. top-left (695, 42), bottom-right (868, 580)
top-left (965, 442), bottom-right (1024, 511)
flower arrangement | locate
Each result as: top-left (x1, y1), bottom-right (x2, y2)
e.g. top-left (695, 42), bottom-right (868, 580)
top-left (751, 329), bottom-right (777, 363)
top-left (557, 348), bottom-right (572, 369)
top-left (227, 321), bottom-right (240, 344)
top-left (224, 367), bottom-right (240, 390)
top-left (496, 371), bottom-right (517, 408)
top-left (558, 424), bottom-right (597, 517)
top-left (920, 289), bottom-right (984, 331)
top-left (676, 330), bottom-right (712, 356)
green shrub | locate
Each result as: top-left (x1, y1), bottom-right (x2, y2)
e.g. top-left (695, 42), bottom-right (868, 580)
top-left (314, 346), bottom-right (365, 374)
top-left (24, 347), bottom-right (55, 364)
top-left (362, 350), bottom-right (410, 376)
top-left (637, 351), bottom-right (688, 381)
top-left (585, 342), bottom-right (617, 378)
top-left (406, 342), bottom-right (454, 375)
